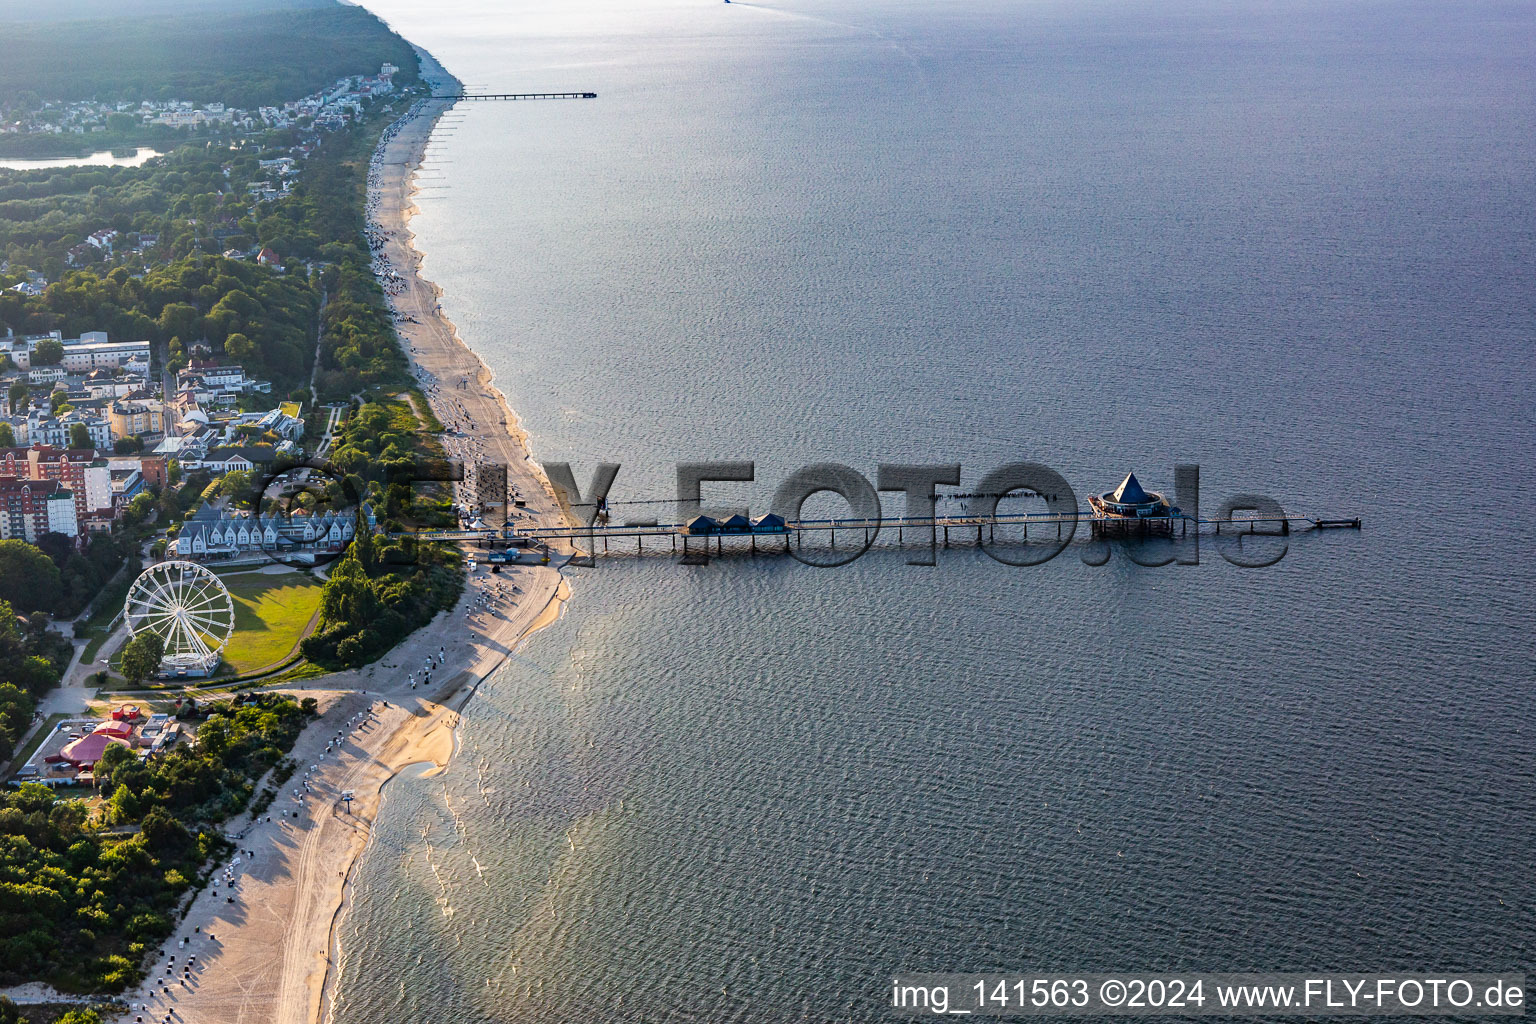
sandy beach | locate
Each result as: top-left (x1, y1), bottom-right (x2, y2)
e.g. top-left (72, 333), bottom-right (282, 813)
top-left (93, 50), bottom-right (575, 1024)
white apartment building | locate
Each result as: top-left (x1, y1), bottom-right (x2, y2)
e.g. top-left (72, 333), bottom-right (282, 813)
top-left (60, 340), bottom-right (152, 372)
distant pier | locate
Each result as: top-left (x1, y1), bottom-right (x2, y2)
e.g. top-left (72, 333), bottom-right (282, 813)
top-left (433, 92), bottom-right (597, 101)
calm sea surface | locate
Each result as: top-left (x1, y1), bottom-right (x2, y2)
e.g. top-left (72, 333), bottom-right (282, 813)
top-left (338, 1), bottom-right (1535, 1020)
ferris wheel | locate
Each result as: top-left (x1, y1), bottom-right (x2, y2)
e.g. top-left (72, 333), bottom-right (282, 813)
top-left (123, 561), bottom-right (236, 676)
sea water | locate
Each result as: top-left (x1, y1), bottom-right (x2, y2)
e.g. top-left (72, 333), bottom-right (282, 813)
top-left (333, 1), bottom-right (1536, 1019)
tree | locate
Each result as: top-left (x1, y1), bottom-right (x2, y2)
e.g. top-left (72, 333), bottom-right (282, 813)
top-left (7, 381), bottom-right (27, 416)
top-left (0, 540), bottom-right (63, 614)
top-left (107, 782), bottom-right (142, 823)
top-left (217, 469), bottom-right (252, 501)
top-left (122, 491), bottom-right (156, 526)
top-left (224, 331), bottom-right (258, 365)
top-left (318, 549), bottom-right (378, 626)
top-left (140, 807), bottom-right (192, 857)
top-left (32, 339), bottom-right (64, 366)
top-left (0, 423), bottom-right (13, 448)
top-left (351, 503), bottom-right (375, 572)
top-left (95, 740), bottom-right (135, 786)
top-left (55, 1008), bottom-right (103, 1024)
top-left (158, 303), bottom-right (201, 344)
top-left (114, 435), bottom-right (144, 454)
top-left (120, 631), bottom-right (165, 686)
top-left (69, 422), bottom-right (94, 450)
top-left (0, 682), bottom-right (36, 763)
top-left (34, 532), bottom-right (73, 567)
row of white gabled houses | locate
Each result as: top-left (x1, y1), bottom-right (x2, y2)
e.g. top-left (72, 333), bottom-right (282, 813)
top-left (171, 502), bottom-right (377, 563)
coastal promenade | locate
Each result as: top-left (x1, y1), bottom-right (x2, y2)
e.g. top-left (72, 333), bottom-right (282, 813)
top-left (95, 51), bottom-right (577, 1024)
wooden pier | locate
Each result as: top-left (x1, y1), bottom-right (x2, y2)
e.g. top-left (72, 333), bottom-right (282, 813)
top-left (434, 92), bottom-right (597, 101)
top-left (389, 510), bottom-right (1358, 558)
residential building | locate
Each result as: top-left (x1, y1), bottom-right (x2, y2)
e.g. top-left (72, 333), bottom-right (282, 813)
top-left (108, 397), bottom-right (166, 438)
top-left (0, 478), bottom-right (77, 542)
top-left (60, 340), bottom-right (151, 373)
top-left (152, 434), bottom-right (209, 464)
top-left (83, 374), bottom-right (148, 401)
top-left (0, 444), bottom-right (113, 530)
top-left (188, 444), bottom-right (282, 475)
top-left (109, 465), bottom-right (145, 508)
top-left (171, 502), bottom-right (375, 563)
top-left (26, 410), bottom-right (112, 450)
top-left (105, 454), bottom-right (168, 492)
top-left (180, 365), bottom-right (247, 390)
top-left (6, 331), bottom-right (142, 372)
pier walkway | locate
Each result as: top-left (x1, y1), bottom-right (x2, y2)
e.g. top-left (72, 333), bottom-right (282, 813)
top-left (433, 91), bottom-right (597, 101)
top-left (392, 510), bottom-right (1359, 553)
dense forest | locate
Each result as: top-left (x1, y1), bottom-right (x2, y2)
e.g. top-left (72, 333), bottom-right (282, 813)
top-left (0, 105), bottom-right (411, 399)
top-left (0, 146), bottom-right (271, 271)
top-left (0, 694), bottom-right (312, 992)
top-left (0, 0), bottom-right (329, 21)
top-left (0, 533), bottom-right (138, 621)
top-left (0, 3), bottom-right (418, 110)
top-left (0, 257), bottom-right (319, 396)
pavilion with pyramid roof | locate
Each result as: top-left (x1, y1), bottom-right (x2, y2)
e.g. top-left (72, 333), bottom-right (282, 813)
top-left (1087, 471), bottom-right (1178, 534)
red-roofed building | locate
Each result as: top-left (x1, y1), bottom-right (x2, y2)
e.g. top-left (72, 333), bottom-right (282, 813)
top-left (55, 730), bottom-right (130, 768)
top-left (0, 444), bottom-right (112, 532)
top-left (0, 477), bottom-right (77, 541)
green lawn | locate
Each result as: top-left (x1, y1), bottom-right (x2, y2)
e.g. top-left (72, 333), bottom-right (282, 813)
top-left (77, 560), bottom-right (142, 664)
top-left (217, 571), bottom-right (326, 675)
top-left (79, 620), bottom-right (116, 667)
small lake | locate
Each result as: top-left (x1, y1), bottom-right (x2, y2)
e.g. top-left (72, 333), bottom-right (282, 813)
top-left (0, 147), bottom-right (163, 171)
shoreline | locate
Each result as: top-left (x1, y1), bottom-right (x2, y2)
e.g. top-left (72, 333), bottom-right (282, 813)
top-left (95, 45), bottom-right (578, 1024)
top-left (316, 580), bottom-right (570, 1024)
top-left (316, 42), bottom-right (579, 1024)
